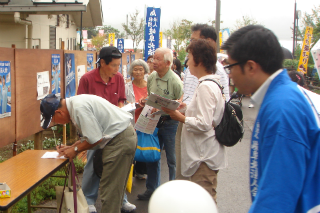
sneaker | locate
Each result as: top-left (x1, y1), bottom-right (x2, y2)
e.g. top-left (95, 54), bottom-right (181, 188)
top-left (137, 190), bottom-right (153, 200)
top-left (248, 104), bottom-right (254, 108)
top-left (135, 173), bottom-right (147, 180)
top-left (121, 201), bottom-right (136, 212)
top-left (88, 205), bottom-right (97, 213)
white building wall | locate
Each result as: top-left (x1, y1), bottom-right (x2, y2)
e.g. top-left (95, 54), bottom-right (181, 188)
top-left (27, 14), bottom-right (78, 50)
top-left (0, 22), bottom-right (27, 49)
top-left (0, 14), bottom-right (78, 50)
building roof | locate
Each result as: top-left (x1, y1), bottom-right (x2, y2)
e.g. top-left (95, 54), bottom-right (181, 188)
top-left (0, 0), bottom-right (102, 27)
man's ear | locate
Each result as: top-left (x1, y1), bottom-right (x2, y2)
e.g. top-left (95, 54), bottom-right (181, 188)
top-left (54, 109), bottom-right (63, 117)
top-left (166, 60), bottom-right (171, 68)
top-left (245, 60), bottom-right (260, 76)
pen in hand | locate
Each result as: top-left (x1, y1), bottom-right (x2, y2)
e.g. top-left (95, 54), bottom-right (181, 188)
top-left (182, 96), bottom-right (189, 102)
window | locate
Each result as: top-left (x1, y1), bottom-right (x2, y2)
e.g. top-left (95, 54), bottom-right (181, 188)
top-left (49, 26), bottom-right (56, 49)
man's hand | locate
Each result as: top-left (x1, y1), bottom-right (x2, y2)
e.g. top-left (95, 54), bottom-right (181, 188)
top-left (56, 145), bottom-right (71, 154)
top-left (58, 147), bottom-right (77, 161)
top-left (161, 107), bottom-right (186, 123)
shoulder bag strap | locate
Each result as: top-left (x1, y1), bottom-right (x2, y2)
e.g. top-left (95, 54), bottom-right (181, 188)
top-left (59, 163), bottom-right (71, 213)
top-left (200, 79), bottom-right (224, 95)
top-left (71, 161), bottom-right (78, 213)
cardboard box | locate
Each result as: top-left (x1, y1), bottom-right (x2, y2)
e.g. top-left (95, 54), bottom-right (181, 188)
top-left (0, 183), bottom-right (11, 198)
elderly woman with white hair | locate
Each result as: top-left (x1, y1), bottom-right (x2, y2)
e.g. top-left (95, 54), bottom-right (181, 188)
top-left (125, 59), bottom-right (149, 180)
top-left (125, 59), bottom-right (149, 122)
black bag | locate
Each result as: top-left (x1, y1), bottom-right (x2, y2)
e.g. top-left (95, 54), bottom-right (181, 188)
top-left (201, 79), bottom-right (244, 147)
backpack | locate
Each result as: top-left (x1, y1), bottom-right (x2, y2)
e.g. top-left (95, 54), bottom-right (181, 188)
top-left (201, 79), bottom-right (244, 147)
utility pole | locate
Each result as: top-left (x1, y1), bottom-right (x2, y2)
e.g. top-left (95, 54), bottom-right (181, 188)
top-left (80, 11), bottom-right (83, 50)
top-left (215, 0), bottom-right (221, 52)
top-left (293, 0), bottom-right (296, 58)
top-left (126, 14), bottom-right (128, 39)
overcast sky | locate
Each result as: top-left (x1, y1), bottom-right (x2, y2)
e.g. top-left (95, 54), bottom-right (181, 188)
top-left (101, 0), bottom-right (319, 50)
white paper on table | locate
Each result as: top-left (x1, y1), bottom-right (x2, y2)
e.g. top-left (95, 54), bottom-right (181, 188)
top-left (134, 105), bottom-right (161, 134)
top-left (41, 151), bottom-right (66, 159)
top-left (146, 92), bottom-right (180, 110)
top-left (37, 71), bottom-right (50, 100)
top-left (121, 103), bottom-right (136, 112)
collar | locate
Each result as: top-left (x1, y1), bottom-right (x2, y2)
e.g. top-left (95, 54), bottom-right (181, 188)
top-left (251, 69), bottom-right (283, 111)
top-left (94, 68), bottom-right (115, 84)
top-left (155, 68), bottom-right (171, 81)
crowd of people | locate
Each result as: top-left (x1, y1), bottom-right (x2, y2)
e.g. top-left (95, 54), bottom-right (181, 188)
top-left (40, 23), bottom-right (320, 213)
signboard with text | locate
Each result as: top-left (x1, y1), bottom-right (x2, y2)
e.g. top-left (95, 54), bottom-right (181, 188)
top-left (298, 26), bottom-right (313, 74)
top-left (144, 7), bottom-right (161, 61)
top-left (109, 33), bottom-right (115, 46)
top-left (117, 39), bottom-right (124, 53)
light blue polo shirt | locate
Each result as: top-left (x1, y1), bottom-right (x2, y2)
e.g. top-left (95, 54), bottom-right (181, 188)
top-left (66, 94), bottom-right (133, 149)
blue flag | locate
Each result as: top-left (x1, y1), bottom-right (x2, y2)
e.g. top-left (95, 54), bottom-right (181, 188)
top-left (117, 39), bottom-right (124, 53)
top-left (144, 7), bottom-right (161, 61)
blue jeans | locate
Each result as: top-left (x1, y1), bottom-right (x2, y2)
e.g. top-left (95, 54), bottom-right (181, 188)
top-left (146, 119), bottom-right (179, 192)
top-left (82, 149), bottom-right (130, 206)
top-left (82, 149), bottom-right (100, 205)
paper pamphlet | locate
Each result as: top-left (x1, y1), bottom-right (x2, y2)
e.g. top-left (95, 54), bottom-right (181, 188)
top-left (134, 105), bottom-right (161, 134)
top-left (121, 103), bottom-right (136, 112)
top-left (77, 65), bottom-right (86, 86)
top-left (41, 151), bottom-right (66, 159)
top-left (146, 92), bottom-right (180, 111)
top-left (37, 71), bottom-right (50, 100)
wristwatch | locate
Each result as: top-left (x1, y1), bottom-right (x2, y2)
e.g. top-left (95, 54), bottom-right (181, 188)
top-left (74, 146), bottom-right (79, 153)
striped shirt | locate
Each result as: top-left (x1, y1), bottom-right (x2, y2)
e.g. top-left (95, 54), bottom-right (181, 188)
top-left (183, 61), bottom-right (230, 105)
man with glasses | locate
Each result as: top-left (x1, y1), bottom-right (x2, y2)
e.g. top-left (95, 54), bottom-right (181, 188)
top-left (222, 25), bottom-right (320, 212)
top-left (138, 47), bottom-right (183, 200)
top-left (78, 46), bottom-right (136, 213)
top-left (189, 24), bottom-right (230, 101)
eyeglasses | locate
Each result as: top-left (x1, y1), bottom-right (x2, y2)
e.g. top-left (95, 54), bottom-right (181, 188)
top-left (223, 61), bottom-right (246, 74)
top-left (147, 59), bottom-right (154, 63)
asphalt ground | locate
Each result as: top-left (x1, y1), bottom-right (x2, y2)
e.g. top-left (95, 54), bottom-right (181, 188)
top-left (34, 96), bottom-right (257, 213)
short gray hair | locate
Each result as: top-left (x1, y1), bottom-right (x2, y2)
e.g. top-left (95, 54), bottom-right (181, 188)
top-left (155, 47), bottom-right (173, 68)
top-left (128, 59), bottom-right (149, 76)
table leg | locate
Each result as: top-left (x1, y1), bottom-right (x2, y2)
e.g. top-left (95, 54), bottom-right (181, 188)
top-left (27, 193), bottom-right (31, 213)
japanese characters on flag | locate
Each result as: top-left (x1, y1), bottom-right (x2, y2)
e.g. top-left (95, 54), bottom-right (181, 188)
top-left (144, 7), bottom-right (161, 61)
top-left (117, 39), bottom-right (124, 53)
top-left (109, 33), bottom-right (115, 46)
top-left (297, 26), bottom-right (313, 74)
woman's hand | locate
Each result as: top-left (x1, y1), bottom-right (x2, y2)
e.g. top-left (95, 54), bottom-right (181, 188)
top-left (161, 107), bottom-right (186, 123)
top-left (177, 102), bottom-right (187, 111)
top-left (138, 97), bottom-right (148, 107)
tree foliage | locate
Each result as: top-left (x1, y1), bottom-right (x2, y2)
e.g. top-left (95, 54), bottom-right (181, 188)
top-left (82, 25), bottom-right (124, 39)
top-left (298, 5), bottom-right (320, 49)
top-left (91, 34), bottom-right (107, 52)
top-left (122, 9), bottom-right (144, 50)
top-left (233, 15), bottom-right (259, 31)
top-left (98, 25), bottom-right (125, 39)
top-left (164, 19), bottom-right (193, 53)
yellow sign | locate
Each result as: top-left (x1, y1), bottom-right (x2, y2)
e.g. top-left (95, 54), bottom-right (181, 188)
top-left (159, 32), bottom-right (163, 48)
top-left (297, 26), bottom-right (313, 74)
top-left (109, 33), bottom-right (115, 46)
top-left (219, 31), bottom-right (223, 53)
